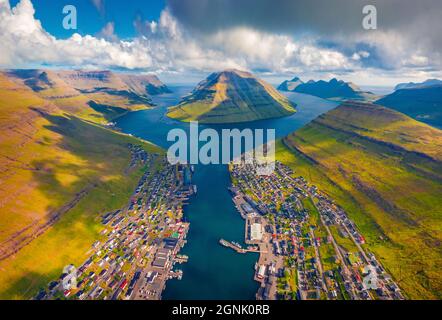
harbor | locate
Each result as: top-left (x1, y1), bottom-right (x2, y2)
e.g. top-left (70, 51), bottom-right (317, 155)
top-left (114, 87), bottom-right (340, 300)
top-left (219, 239), bottom-right (260, 254)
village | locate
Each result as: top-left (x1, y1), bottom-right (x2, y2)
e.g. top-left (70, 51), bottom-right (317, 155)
top-left (35, 144), bottom-right (195, 301)
top-left (229, 161), bottom-right (404, 300)
top-left (34, 146), bottom-right (405, 301)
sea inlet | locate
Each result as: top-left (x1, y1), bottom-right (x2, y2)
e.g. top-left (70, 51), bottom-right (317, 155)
top-left (115, 86), bottom-right (338, 299)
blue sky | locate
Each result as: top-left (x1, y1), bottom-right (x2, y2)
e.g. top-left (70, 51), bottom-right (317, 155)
top-left (10, 0), bottom-right (165, 39)
top-left (0, 0), bottom-right (441, 86)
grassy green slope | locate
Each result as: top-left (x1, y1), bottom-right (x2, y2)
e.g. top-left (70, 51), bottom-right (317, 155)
top-left (0, 72), bottom-right (163, 299)
top-left (167, 69), bottom-right (296, 123)
top-left (277, 102), bottom-right (442, 299)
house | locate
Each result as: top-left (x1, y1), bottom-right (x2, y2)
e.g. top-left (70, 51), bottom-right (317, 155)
top-left (61, 264), bottom-right (77, 291)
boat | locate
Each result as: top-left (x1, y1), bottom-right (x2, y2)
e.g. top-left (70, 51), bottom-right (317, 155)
top-left (232, 242), bottom-right (242, 249)
top-left (193, 185), bottom-right (198, 194)
top-left (219, 239), bottom-right (229, 247)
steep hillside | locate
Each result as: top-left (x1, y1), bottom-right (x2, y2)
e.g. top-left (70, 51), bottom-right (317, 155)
top-left (376, 85), bottom-right (442, 128)
top-left (167, 69), bottom-right (296, 123)
top-left (278, 101), bottom-right (442, 299)
top-left (6, 70), bottom-right (170, 124)
top-left (278, 77), bottom-right (378, 101)
top-left (119, 74), bottom-right (172, 96)
top-left (0, 72), bottom-right (162, 299)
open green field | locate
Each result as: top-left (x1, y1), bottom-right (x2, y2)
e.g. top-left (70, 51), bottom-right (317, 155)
top-left (276, 102), bottom-right (442, 299)
top-left (0, 72), bottom-right (163, 299)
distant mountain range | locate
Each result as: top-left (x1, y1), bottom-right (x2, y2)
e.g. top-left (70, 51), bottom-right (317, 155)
top-left (278, 77), bottom-right (378, 101)
top-left (5, 69), bottom-right (171, 123)
top-left (167, 69), bottom-right (296, 123)
top-left (394, 79), bottom-right (442, 91)
top-left (280, 101), bottom-right (442, 299)
top-left (376, 80), bottom-right (442, 128)
top-left (278, 77), bottom-right (304, 92)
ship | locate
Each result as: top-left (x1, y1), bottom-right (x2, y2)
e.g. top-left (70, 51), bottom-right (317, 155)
top-left (232, 242), bottom-right (243, 249)
top-left (219, 239), bottom-right (247, 254)
top-left (219, 239), bottom-right (230, 247)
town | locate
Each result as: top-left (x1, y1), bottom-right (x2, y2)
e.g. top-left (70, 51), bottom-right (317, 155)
top-left (35, 144), bottom-right (195, 300)
top-left (229, 161), bottom-right (404, 300)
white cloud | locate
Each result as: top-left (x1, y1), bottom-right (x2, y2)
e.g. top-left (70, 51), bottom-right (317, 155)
top-left (351, 51), bottom-right (370, 61)
top-left (0, 0), bottom-right (440, 84)
top-left (0, 0), bottom-right (354, 73)
top-left (96, 22), bottom-right (118, 42)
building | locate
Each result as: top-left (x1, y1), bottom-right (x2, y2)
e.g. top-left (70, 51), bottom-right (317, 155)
top-left (61, 264), bottom-right (77, 291)
top-left (152, 248), bottom-right (171, 269)
top-left (363, 265), bottom-right (379, 290)
top-left (250, 223), bottom-right (263, 241)
top-left (163, 237), bottom-right (179, 251)
top-left (241, 203), bottom-right (255, 214)
top-left (257, 265), bottom-right (267, 280)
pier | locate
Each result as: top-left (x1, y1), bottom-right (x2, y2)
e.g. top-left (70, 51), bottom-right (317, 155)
top-left (219, 239), bottom-right (261, 254)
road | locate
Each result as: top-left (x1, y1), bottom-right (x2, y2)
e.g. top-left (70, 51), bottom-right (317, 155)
top-left (310, 228), bottom-right (329, 296)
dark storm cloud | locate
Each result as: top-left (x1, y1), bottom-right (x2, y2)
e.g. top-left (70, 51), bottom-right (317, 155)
top-left (166, 0), bottom-right (442, 73)
top-left (167, 0), bottom-right (442, 51)
top-left (168, 0), bottom-right (439, 33)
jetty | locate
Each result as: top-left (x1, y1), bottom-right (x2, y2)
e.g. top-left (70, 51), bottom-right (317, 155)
top-left (219, 239), bottom-right (260, 254)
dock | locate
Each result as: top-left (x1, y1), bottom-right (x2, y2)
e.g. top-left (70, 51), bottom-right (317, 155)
top-left (219, 239), bottom-right (260, 254)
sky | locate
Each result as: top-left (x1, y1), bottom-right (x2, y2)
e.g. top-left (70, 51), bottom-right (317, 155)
top-left (0, 0), bottom-right (441, 86)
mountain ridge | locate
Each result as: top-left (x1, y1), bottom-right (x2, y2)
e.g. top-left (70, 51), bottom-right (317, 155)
top-left (395, 79), bottom-right (442, 91)
top-left (4, 69), bottom-right (171, 123)
top-left (278, 76), bottom-right (378, 102)
top-left (167, 69), bottom-right (296, 123)
top-left (376, 85), bottom-right (442, 128)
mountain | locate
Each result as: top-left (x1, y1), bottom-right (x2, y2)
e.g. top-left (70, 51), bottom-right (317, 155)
top-left (278, 101), bottom-right (442, 299)
top-left (119, 74), bottom-right (172, 96)
top-left (5, 69), bottom-right (171, 123)
top-left (167, 69), bottom-right (296, 123)
top-left (55, 70), bottom-right (171, 95)
top-left (0, 71), bottom-right (162, 299)
top-left (395, 79), bottom-right (442, 91)
top-left (376, 85), bottom-right (442, 128)
top-left (278, 77), bottom-right (378, 101)
top-left (277, 76), bottom-right (304, 91)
